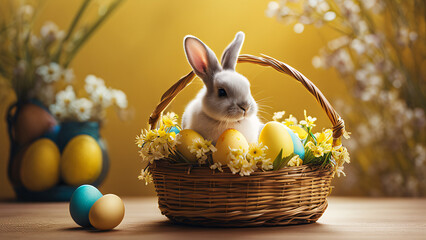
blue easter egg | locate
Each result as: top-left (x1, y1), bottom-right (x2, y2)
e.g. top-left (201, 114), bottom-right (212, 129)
top-left (168, 126), bottom-right (180, 134)
top-left (69, 185), bottom-right (103, 227)
top-left (285, 126), bottom-right (305, 160)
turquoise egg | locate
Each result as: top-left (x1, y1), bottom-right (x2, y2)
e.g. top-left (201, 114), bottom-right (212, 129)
top-left (69, 185), bottom-right (103, 227)
top-left (168, 126), bottom-right (180, 134)
top-left (285, 126), bottom-right (305, 160)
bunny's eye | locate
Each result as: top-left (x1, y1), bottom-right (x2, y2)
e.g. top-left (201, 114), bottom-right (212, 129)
top-left (218, 88), bottom-right (227, 97)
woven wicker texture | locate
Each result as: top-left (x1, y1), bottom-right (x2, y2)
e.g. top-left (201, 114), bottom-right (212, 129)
top-left (149, 54), bottom-right (344, 227)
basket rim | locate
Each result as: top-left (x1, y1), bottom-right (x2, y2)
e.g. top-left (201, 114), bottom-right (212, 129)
top-left (151, 159), bottom-right (334, 179)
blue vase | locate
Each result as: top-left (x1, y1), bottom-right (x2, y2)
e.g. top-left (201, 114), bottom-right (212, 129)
top-left (7, 103), bottom-right (109, 202)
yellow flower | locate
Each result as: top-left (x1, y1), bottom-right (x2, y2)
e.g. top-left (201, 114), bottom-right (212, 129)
top-left (287, 155), bottom-right (303, 167)
top-left (161, 112), bottom-right (178, 128)
top-left (299, 110), bottom-right (317, 128)
top-left (272, 111), bottom-right (285, 121)
top-left (331, 146), bottom-right (350, 177)
top-left (282, 114), bottom-right (298, 127)
top-left (261, 158), bottom-right (274, 171)
top-left (188, 138), bottom-right (216, 164)
top-left (247, 143), bottom-right (268, 162)
top-left (138, 168), bottom-right (153, 185)
top-left (315, 129), bottom-right (333, 145)
top-left (210, 162), bottom-right (223, 172)
top-left (306, 141), bottom-right (325, 157)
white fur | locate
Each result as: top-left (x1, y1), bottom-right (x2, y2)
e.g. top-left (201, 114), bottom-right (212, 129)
top-left (181, 32), bottom-right (262, 144)
top-left (182, 87), bottom-right (261, 143)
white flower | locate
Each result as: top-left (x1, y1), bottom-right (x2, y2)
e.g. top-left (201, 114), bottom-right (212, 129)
top-left (85, 74), bottom-right (105, 93)
top-left (56, 85), bottom-right (76, 107)
top-left (49, 103), bottom-right (68, 120)
top-left (90, 85), bottom-right (112, 107)
top-left (18, 5), bottom-right (34, 20)
top-left (293, 23), bottom-right (304, 34)
top-left (61, 68), bottom-right (75, 83)
top-left (111, 89), bottom-right (128, 109)
top-left (36, 62), bottom-right (62, 83)
top-left (272, 111), bottom-right (285, 121)
top-left (70, 98), bottom-right (93, 121)
top-left (40, 21), bottom-right (64, 42)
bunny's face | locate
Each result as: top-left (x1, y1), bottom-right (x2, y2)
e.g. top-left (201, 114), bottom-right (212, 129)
top-left (202, 70), bottom-right (257, 122)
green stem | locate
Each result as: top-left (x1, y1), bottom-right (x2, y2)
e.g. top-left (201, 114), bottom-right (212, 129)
top-left (53, 0), bottom-right (91, 64)
top-left (64, 0), bottom-right (124, 68)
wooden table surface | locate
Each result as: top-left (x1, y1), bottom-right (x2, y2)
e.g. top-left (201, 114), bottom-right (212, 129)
top-left (0, 197), bottom-right (425, 240)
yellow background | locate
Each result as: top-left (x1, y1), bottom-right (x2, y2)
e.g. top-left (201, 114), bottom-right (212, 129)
top-left (0, 0), bottom-right (346, 199)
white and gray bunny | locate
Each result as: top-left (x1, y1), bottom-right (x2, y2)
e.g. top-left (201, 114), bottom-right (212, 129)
top-left (181, 32), bottom-right (261, 144)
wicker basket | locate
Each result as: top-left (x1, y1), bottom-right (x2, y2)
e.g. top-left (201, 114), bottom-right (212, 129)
top-left (148, 54), bottom-right (346, 227)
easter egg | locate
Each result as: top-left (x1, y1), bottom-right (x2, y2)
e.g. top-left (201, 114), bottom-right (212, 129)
top-left (20, 138), bottom-right (60, 192)
top-left (167, 126), bottom-right (180, 134)
top-left (213, 129), bottom-right (249, 165)
top-left (288, 125), bottom-right (308, 140)
top-left (69, 185), bottom-right (103, 227)
top-left (89, 194), bottom-right (125, 230)
top-left (61, 135), bottom-right (102, 186)
top-left (175, 129), bottom-right (204, 162)
top-left (285, 126), bottom-right (305, 159)
top-left (14, 103), bottom-right (57, 145)
top-left (259, 122), bottom-right (294, 160)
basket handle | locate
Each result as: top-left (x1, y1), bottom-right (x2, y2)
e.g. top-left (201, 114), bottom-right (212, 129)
top-left (148, 54), bottom-right (346, 146)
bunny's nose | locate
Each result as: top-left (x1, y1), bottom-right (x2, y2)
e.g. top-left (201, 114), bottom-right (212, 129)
top-left (238, 103), bottom-right (250, 112)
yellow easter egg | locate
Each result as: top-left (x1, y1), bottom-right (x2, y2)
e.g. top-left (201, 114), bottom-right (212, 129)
top-left (89, 194), bottom-right (125, 230)
top-left (61, 135), bottom-right (102, 186)
top-left (288, 125), bottom-right (308, 140)
top-left (259, 122), bottom-right (294, 160)
top-left (213, 129), bottom-right (249, 165)
top-left (20, 138), bottom-right (60, 192)
top-left (175, 129), bottom-right (204, 162)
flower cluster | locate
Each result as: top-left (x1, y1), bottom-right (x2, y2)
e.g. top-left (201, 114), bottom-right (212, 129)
top-left (273, 110), bottom-right (350, 175)
top-left (0, 1), bottom-right (126, 119)
top-left (267, 0), bottom-right (425, 196)
top-left (48, 75), bottom-right (127, 122)
top-left (188, 139), bottom-right (216, 164)
top-left (224, 143), bottom-right (271, 176)
top-left (136, 127), bottom-right (177, 165)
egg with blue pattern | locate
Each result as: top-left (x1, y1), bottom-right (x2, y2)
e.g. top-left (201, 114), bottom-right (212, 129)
top-left (284, 126), bottom-right (305, 159)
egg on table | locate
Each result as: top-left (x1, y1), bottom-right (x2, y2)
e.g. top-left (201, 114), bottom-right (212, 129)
top-left (61, 135), bottom-right (103, 186)
top-left (175, 129), bottom-right (204, 162)
top-left (89, 194), bottom-right (125, 230)
top-left (20, 138), bottom-right (60, 192)
top-left (259, 122), bottom-right (294, 161)
top-left (69, 185), bottom-right (103, 227)
top-left (284, 126), bottom-right (305, 159)
top-left (213, 129), bottom-right (249, 165)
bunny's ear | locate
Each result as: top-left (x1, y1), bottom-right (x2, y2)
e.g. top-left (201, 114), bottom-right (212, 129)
top-left (184, 35), bottom-right (221, 87)
top-left (221, 32), bottom-right (245, 71)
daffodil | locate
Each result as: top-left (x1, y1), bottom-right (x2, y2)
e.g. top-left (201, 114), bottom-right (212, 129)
top-left (306, 141), bottom-right (325, 157)
top-left (299, 110), bottom-right (317, 128)
top-left (287, 155), bottom-right (303, 167)
top-left (315, 129), bottom-right (333, 145)
top-left (272, 111), bottom-right (285, 121)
